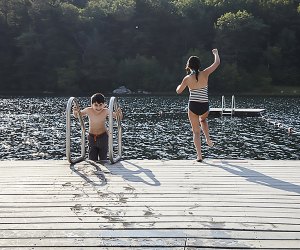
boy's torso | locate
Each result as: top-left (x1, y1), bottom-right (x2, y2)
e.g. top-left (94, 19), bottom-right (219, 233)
top-left (86, 107), bottom-right (108, 135)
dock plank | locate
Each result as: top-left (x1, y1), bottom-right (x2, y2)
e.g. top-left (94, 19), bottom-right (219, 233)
top-left (209, 108), bottom-right (265, 117)
top-left (0, 159), bottom-right (300, 249)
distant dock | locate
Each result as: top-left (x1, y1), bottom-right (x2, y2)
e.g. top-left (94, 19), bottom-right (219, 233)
top-left (209, 95), bottom-right (265, 117)
top-left (209, 108), bottom-right (265, 117)
top-left (0, 159), bottom-right (300, 249)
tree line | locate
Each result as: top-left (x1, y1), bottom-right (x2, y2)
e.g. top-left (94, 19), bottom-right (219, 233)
top-left (0, 0), bottom-right (299, 95)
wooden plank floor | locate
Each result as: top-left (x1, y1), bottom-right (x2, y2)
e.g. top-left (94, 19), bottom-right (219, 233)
top-left (0, 159), bottom-right (300, 249)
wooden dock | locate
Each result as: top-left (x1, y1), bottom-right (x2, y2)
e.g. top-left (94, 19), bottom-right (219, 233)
top-left (0, 159), bottom-right (300, 249)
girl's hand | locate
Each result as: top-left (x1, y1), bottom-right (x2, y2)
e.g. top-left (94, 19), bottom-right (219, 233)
top-left (212, 48), bottom-right (218, 55)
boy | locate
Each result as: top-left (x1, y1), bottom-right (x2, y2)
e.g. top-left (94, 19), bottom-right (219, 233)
top-left (73, 93), bottom-right (122, 161)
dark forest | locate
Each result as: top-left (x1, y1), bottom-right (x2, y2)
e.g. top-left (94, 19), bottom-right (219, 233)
top-left (0, 0), bottom-right (299, 95)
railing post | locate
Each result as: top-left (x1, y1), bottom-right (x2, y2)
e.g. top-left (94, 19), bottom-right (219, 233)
top-left (108, 96), bottom-right (122, 164)
top-left (221, 95), bottom-right (225, 116)
top-left (231, 95), bottom-right (235, 117)
top-left (66, 97), bottom-right (86, 164)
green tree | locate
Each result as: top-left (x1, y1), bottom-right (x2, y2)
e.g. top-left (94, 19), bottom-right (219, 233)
top-left (215, 10), bottom-right (268, 67)
top-left (0, 0), bottom-right (299, 95)
top-left (117, 55), bottom-right (162, 91)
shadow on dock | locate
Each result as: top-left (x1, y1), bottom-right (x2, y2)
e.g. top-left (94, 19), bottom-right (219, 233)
top-left (206, 160), bottom-right (300, 194)
top-left (69, 160), bottom-right (107, 187)
top-left (105, 160), bottom-right (161, 186)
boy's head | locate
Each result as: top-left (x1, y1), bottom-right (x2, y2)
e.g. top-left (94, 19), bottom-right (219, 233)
top-left (91, 93), bottom-right (106, 112)
top-left (91, 93), bottom-right (105, 105)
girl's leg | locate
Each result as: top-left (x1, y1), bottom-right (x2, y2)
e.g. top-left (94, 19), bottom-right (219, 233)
top-left (188, 110), bottom-right (202, 161)
top-left (200, 111), bottom-right (213, 147)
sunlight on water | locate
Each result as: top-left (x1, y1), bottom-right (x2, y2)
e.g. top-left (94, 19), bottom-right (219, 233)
top-left (0, 96), bottom-right (299, 160)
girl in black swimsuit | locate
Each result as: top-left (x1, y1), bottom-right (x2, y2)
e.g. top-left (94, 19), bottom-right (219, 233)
top-left (176, 49), bottom-right (220, 162)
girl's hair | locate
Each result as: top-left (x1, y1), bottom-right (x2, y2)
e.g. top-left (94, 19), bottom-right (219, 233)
top-left (91, 93), bottom-right (105, 104)
top-left (185, 56), bottom-right (201, 81)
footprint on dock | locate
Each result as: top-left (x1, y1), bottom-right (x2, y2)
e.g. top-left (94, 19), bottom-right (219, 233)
top-left (62, 182), bottom-right (72, 187)
top-left (70, 204), bottom-right (82, 213)
top-left (124, 185), bottom-right (135, 192)
top-left (144, 210), bottom-right (154, 216)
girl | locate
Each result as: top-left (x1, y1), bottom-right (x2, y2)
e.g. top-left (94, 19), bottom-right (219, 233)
top-left (176, 49), bottom-right (220, 162)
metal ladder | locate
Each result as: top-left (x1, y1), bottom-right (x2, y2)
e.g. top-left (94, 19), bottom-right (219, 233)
top-left (108, 97), bottom-right (122, 163)
top-left (66, 96), bottom-right (122, 164)
top-left (66, 97), bottom-right (86, 164)
top-left (221, 95), bottom-right (235, 117)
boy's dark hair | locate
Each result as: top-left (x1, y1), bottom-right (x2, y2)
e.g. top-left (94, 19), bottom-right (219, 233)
top-left (91, 93), bottom-right (105, 104)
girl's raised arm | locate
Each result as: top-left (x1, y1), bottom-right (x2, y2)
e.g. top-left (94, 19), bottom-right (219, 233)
top-left (203, 49), bottom-right (220, 76)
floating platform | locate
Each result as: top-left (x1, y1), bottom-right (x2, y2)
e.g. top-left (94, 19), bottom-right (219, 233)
top-left (209, 108), bottom-right (265, 117)
top-left (0, 159), bottom-right (300, 249)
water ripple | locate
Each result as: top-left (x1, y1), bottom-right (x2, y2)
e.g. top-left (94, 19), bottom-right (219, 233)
top-left (0, 96), bottom-right (299, 160)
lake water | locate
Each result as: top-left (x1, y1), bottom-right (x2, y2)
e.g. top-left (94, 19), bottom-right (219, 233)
top-left (0, 96), bottom-right (299, 161)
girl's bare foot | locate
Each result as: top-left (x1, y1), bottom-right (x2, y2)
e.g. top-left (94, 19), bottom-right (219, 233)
top-left (207, 140), bottom-right (214, 147)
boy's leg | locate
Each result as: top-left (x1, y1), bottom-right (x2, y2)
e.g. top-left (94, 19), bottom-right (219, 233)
top-left (88, 134), bottom-right (99, 161)
top-left (98, 133), bottom-right (109, 160)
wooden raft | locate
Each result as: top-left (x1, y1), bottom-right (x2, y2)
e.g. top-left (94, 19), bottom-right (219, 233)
top-left (0, 159), bottom-right (300, 249)
top-left (209, 108), bottom-right (265, 117)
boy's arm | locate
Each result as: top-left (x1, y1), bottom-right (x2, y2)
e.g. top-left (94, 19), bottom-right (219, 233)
top-left (73, 106), bottom-right (88, 118)
top-left (112, 108), bottom-right (123, 120)
top-left (117, 108), bottom-right (123, 120)
top-left (72, 105), bottom-right (80, 118)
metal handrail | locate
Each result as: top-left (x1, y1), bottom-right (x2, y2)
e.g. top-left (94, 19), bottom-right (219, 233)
top-left (221, 95), bottom-right (235, 117)
top-left (66, 96), bottom-right (122, 164)
top-left (108, 96), bottom-right (122, 163)
top-left (221, 95), bottom-right (225, 115)
top-left (66, 97), bottom-right (86, 164)
top-left (231, 95), bottom-right (236, 117)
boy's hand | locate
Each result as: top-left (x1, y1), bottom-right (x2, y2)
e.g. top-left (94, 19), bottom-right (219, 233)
top-left (72, 105), bottom-right (81, 117)
top-left (116, 107), bottom-right (123, 120)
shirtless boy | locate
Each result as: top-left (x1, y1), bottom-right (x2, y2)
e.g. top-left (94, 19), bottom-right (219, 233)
top-left (73, 93), bottom-right (122, 161)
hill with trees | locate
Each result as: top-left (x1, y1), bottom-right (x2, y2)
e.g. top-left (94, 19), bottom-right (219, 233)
top-left (0, 0), bottom-right (299, 95)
